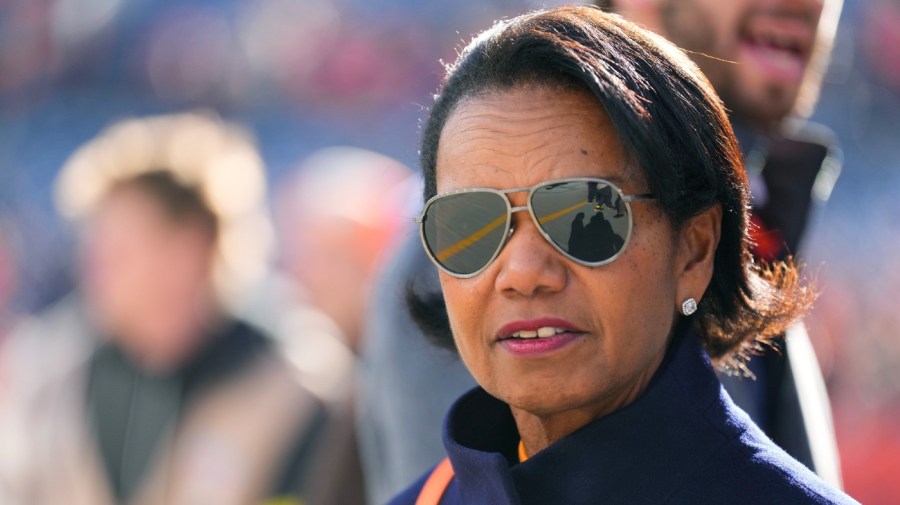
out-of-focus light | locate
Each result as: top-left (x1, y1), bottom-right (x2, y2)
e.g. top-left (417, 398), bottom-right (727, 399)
top-left (0, 4), bottom-right (53, 92)
top-left (217, 209), bottom-right (273, 292)
top-left (203, 149), bottom-right (266, 219)
top-left (51, 0), bottom-right (122, 46)
top-left (286, 146), bottom-right (411, 227)
top-left (235, 0), bottom-right (339, 93)
top-left (145, 7), bottom-right (238, 103)
top-left (0, 229), bottom-right (17, 311)
top-left (861, 0), bottom-right (900, 92)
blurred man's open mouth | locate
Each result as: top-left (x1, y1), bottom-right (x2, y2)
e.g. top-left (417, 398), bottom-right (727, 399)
top-left (739, 15), bottom-right (814, 82)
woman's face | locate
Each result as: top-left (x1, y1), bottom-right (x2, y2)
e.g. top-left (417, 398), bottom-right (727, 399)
top-left (436, 85), bottom-right (694, 419)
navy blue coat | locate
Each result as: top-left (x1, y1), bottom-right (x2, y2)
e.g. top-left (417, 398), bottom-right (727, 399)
top-left (388, 330), bottom-right (858, 504)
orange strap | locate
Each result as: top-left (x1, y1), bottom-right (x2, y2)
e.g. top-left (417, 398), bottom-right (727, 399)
top-left (415, 457), bottom-right (455, 505)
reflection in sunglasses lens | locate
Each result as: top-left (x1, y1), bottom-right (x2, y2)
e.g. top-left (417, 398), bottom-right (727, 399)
top-left (423, 192), bottom-right (508, 275)
top-left (422, 180), bottom-right (634, 276)
top-left (531, 181), bottom-right (628, 263)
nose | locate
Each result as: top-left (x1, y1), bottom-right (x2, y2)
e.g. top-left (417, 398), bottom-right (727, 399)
top-left (493, 210), bottom-right (567, 298)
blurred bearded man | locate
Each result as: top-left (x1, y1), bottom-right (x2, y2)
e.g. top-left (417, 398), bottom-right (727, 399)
top-left (598, 0), bottom-right (844, 486)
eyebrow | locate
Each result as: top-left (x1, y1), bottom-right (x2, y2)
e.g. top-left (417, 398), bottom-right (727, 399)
top-left (574, 170), bottom-right (634, 188)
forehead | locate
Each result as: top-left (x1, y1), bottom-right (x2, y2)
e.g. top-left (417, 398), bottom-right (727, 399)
top-left (88, 186), bottom-right (182, 236)
top-left (435, 85), bottom-right (639, 194)
top-left (93, 186), bottom-right (163, 219)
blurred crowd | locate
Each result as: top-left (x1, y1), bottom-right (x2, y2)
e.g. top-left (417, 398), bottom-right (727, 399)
top-left (0, 0), bottom-right (898, 504)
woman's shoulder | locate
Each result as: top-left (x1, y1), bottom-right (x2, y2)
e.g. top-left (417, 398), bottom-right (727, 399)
top-left (672, 423), bottom-right (859, 504)
top-left (385, 466), bottom-right (433, 505)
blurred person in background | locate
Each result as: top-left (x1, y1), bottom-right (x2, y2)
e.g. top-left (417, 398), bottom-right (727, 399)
top-left (272, 147), bottom-right (415, 352)
top-left (0, 113), bottom-right (355, 505)
top-left (236, 146), bottom-right (415, 505)
top-left (601, 0), bottom-right (845, 486)
top-left (358, 0), bottom-right (846, 502)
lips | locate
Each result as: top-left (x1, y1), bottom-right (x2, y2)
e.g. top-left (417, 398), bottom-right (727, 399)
top-left (744, 17), bottom-right (812, 54)
top-left (495, 317), bottom-right (586, 356)
top-left (495, 317), bottom-right (585, 341)
top-left (739, 14), bottom-right (814, 81)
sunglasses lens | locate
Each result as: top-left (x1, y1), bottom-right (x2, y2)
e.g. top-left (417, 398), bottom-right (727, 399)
top-left (531, 180), bottom-right (630, 264)
top-left (421, 191), bottom-right (509, 275)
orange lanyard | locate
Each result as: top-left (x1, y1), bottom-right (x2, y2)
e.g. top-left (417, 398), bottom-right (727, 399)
top-left (518, 440), bottom-right (529, 462)
top-left (415, 442), bottom-right (529, 505)
top-left (415, 458), bottom-right (455, 505)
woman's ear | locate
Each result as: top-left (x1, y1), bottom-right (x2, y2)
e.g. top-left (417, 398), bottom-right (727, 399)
top-left (675, 204), bottom-right (722, 305)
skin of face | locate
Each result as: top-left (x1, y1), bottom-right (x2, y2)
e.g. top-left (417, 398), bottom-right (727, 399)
top-left (80, 187), bottom-right (217, 370)
top-left (287, 216), bottom-right (370, 346)
top-left (435, 85), bottom-right (721, 454)
top-left (616, 0), bottom-right (832, 129)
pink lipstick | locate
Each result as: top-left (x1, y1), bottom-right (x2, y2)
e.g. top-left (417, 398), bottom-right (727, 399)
top-left (495, 317), bottom-right (585, 356)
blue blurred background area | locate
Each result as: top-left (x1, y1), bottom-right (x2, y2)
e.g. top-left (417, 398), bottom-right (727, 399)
top-left (0, 0), bottom-right (898, 503)
top-left (0, 0), bottom-right (488, 311)
top-left (801, 2), bottom-right (900, 501)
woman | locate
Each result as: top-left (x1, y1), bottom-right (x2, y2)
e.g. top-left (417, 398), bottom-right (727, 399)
top-left (390, 6), bottom-right (856, 505)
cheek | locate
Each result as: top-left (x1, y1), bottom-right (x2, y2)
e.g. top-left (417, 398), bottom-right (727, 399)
top-left (439, 274), bottom-right (491, 368)
top-left (84, 236), bottom-right (140, 295)
top-left (440, 276), bottom-right (472, 340)
top-left (603, 223), bottom-right (678, 342)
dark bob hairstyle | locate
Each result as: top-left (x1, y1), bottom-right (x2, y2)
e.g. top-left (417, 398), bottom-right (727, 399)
top-left (409, 6), bottom-right (812, 370)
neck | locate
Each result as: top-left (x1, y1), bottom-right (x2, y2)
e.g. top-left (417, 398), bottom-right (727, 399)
top-left (510, 347), bottom-right (666, 457)
top-left (117, 294), bottom-right (220, 372)
top-left (729, 113), bottom-right (787, 143)
top-left (511, 408), bottom-right (603, 457)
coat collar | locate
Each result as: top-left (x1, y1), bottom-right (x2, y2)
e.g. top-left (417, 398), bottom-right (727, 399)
top-left (441, 328), bottom-right (739, 505)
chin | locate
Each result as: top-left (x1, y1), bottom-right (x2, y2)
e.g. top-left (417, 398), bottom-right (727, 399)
top-left (734, 99), bottom-right (794, 128)
top-left (743, 87), bottom-right (800, 125)
top-left (490, 378), bottom-right (601, 417)
top-left (503, 395), bottom-right (571, 418)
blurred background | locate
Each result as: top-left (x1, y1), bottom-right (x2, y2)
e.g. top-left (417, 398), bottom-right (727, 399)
top-left (0, 0), bottom-right (897, 503)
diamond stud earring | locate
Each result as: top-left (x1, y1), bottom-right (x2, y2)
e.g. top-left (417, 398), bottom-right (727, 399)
top-left (681, 298), bottom-right (698, 316)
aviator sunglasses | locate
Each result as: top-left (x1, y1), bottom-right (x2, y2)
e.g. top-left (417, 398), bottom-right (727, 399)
top-left (415, 177), bottom-right (655, 278)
